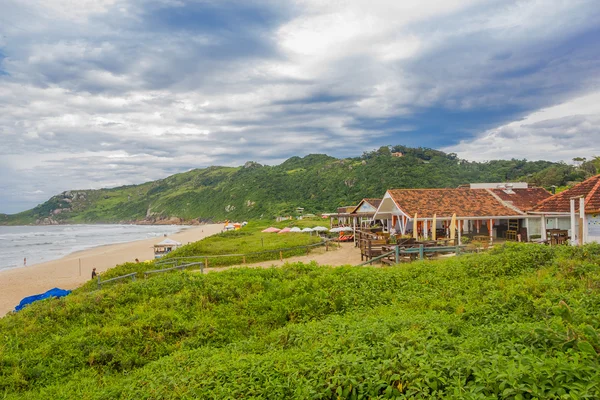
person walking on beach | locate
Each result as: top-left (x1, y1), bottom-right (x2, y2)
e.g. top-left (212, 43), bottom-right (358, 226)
top-left (23, 257), bottom-right (26, 266)
top-left (91, 268), bottom-right (97, 279)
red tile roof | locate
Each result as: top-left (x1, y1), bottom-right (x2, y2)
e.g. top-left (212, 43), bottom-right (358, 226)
top-left (531, 175), bottom-right (600, 214)
top-left (350, 198), bottom-right (382, 214)
top-left (387, 189), bottom-right (521, 218)
top-left (488, 188), bottom-right (551, 212)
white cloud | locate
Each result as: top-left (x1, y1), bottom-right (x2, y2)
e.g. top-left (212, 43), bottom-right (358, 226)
top-left (1, 0), bottom-right (600, 213)
top-left (444, 91), bottom-right (600, 161)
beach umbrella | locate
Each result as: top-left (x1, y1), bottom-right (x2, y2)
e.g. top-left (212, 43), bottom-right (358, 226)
top-left (289, 227), bottom-right (302, 232)
top-left (432, 214), bottom-right (437, 241)
top-left (262, 227), bottom-right (280, 233)
top-left (278, 227), bottom-right (291, 234)
top-left (313, 226), bottom-right (328, 232)
top-left (330, 227), bottom-right (342, 233)
top-left (340, 226), bottom-right (353, 232)
top-left (413, 213), bottom-right (418, 240)
top-left (450, 213), bottom-right (457, 241)
top-left (301, 227), bottom-right (314, 233)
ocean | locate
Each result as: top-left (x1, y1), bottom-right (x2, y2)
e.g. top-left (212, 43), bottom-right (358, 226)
top-left (0, 224), bottom-right (184, 271)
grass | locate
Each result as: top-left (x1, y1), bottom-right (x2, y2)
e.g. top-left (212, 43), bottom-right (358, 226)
top-left (77, 221), bottom-right (327, 288)
top-left (1, 243), bottom-right (600, 398)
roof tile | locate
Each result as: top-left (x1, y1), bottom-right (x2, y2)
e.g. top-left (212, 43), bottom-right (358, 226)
top-left (387, 189), bottom-right (521, 218)
top-left (531, 175), bottom-right (600, 213)
top-left (489, 188), bottom-right (551, 212)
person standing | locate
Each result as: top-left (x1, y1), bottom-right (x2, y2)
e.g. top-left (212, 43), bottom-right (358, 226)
top-left (91, 268), bottom-right (97, 279)
top-left (23, 257), bottom-right (26, 266)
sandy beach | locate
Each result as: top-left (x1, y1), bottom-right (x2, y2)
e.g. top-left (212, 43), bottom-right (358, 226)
top-left (0, 224), bottom-right (223, 316)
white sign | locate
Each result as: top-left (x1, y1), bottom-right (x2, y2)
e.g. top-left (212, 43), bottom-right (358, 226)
top-left (588, 214), bottom-right (600, 237)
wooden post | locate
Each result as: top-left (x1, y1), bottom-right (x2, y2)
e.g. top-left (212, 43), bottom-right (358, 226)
top-left (541, 215), bottom-right (547, 241)
top-left (489, 219), bottom-right (493, 244)
top-left (78, 258), bottom-right (81, 276)
top-left (580, 197), bottom-right (586, 245)
top-left (419, 244), bottom-right (424, 260)
top-left (205, 257), bottom-right (208, 268)
top-left (395, 245), bottom-right (399, 264)
top-left (455, 245), bottom-right (460, 256)
top-left (326, 241), bottom-right (329, 251)
top-left (243, 256), bottom-right (246, 264)
top-left (97, 276), bottom-right (101, 289)
top-left (279, 251), bottom-right (283, 261)
top-left (306, 246), bottom-right (310, 256)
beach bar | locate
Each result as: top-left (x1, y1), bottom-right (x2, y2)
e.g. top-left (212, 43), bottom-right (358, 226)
top-left (373, 183), bottom-right (551, 243)
top-left (153, 238), bottom-right (182, 258)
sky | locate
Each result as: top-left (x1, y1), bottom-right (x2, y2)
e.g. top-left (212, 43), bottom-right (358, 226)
top-left (1, 0), bottom-right (600, 213)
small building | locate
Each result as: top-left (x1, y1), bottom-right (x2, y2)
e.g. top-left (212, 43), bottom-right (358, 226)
top-left (153, 238), bottom-right (182, 259)
top-left (349, 198), bottom-right (383, 228)
top-left (391, 152), bottom-right (404, 157)
top-left (529, 174), bottom-right (600, 244)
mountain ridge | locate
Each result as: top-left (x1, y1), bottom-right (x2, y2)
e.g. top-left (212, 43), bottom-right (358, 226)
top-left (1, 145), bottom-right (591, 225)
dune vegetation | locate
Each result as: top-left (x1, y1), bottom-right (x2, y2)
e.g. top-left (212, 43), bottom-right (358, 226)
top-left (1, 242), bottom-right (600, 399)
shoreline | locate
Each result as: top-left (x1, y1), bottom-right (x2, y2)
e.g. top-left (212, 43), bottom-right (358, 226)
top-left (0, 223), bottom-right (223, 317)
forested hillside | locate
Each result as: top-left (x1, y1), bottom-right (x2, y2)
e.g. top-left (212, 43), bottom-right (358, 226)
top-left (1, 145), bottom-right (595, 225)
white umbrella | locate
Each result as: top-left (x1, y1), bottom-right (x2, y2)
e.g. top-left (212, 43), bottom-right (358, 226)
top-left (301, 227), bottom-right (314, 232)
top-left (313, 226), bottom-right (328, 232)
top-left (289, 227), bottom-right (302, 232)
top-left (340, 226), bottom-right (353, 232)
top-left (330, 227), bottom-right (342, 233)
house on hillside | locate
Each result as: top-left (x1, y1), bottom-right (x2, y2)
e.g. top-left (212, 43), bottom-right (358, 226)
top-left (373, 184), bottom-right (551, 242)
top-left (529, 174), bottom-right (600, 244)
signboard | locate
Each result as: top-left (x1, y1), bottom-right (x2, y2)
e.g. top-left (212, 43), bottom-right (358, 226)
top-left (588, 214), bottom-right (600, 237)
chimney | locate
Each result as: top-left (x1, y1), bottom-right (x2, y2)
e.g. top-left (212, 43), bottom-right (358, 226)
top-left (550, 185), bottom-right (556, 195)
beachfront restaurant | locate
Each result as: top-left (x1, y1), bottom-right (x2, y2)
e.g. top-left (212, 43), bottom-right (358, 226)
top-left (372, 186), bottom-right (550, 243)
top-left (528, 174), bottom-right (600, 245)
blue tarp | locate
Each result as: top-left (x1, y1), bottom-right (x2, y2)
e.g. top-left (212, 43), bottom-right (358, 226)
top-left (15, 288), bottom-right (71, 312)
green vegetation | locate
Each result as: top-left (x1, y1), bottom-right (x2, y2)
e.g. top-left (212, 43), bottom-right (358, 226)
top-left (4, 145), bottom-right (596, 225)
top-left (2, 243), bottom-right (600, 398)
top-left (161, 227), bottom-right (323, 268)
top-left (80, 221), bottom-right (325, 285)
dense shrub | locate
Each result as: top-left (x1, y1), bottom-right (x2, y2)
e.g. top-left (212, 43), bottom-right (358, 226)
top-left (1, 243), bottom-right (600, 398)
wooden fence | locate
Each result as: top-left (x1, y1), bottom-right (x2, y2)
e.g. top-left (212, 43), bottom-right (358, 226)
top-left (356, 244), bottom-right (466, 266)
top-left (97, 272), bottom-right (137, 289)
top-left (155, 240), bottom-right (336, 268)
top-left (143, 262), bottom-right (204, 278)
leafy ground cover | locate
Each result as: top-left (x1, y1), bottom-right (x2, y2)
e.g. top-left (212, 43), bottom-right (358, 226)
top-left (1, 243), bottom-right (600, 398)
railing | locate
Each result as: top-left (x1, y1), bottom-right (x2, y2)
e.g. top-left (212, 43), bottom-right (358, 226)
top-left (143, 262), bottom-right (204, 279)
top-left (356, 250), bottom-right (395, 266)
top-left (356, 244), bottom-right (466, 266)
top-left (155, 240), bottom-right (336, 267)
top-left (97, 272), bottom-right (136, 289)
top-left (94, 240), bottom-right (340, 291)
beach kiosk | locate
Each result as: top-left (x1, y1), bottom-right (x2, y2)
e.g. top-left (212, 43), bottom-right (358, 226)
top-left (153, 238), bottom-right (182, 259)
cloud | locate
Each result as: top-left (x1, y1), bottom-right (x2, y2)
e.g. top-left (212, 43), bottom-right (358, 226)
top-left (1, 0), bottom-right (600, 213)
top-left (443, 91), bottom-right (600, 161)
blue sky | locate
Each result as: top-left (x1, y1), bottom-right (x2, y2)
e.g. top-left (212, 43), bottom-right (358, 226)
top-left (1, 0), bottom-right (600, 213)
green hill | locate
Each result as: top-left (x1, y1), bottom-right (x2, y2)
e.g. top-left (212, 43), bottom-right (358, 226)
top-left (1, 145), bottom-right (590, 225)
top-left (1, 243), bottom-right (600, 398)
